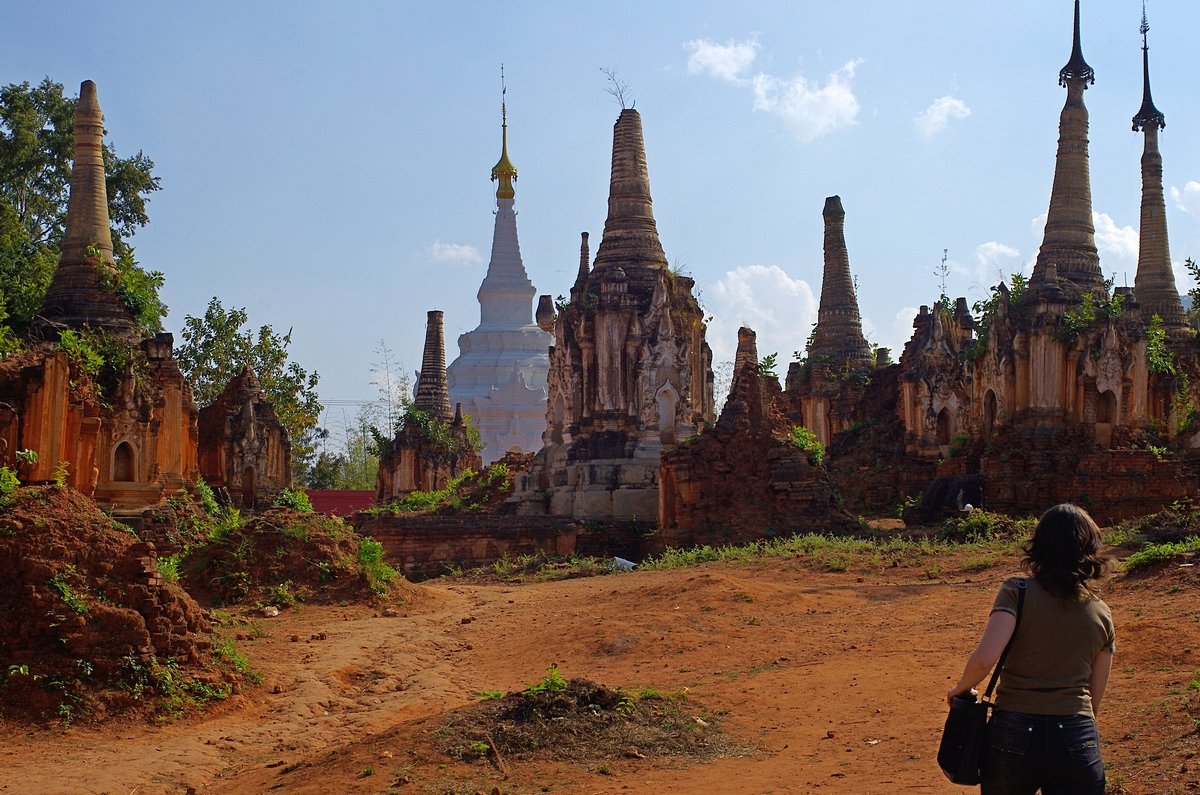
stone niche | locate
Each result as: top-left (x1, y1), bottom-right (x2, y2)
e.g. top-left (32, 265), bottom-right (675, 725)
top-left (197, 366), bottom-right (291, 510)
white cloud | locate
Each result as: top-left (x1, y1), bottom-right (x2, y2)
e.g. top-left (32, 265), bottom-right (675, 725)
top-left (1172, 258), bottom-right (1194, 298)
top-left (683, 36), bottom-right (861, 143)
top-left (914, 96), bottom-right (971, 137)
top-left (423, 240), bottom-right (482, 266)
top-left (751, 60), bottom-right (863, 143)
top-left (684, 37), bottom-right (759, 83)
top-left (886, 306), bottom-right (921, 358)
top-left (1170, 181), bottom-right (1200, 219)
top-left (973, 241), bottom-right (1022, 284)
top-left (704, 264), bottom-right (817, 371)
top-left (1092, 212), bottom-right (1138, 279)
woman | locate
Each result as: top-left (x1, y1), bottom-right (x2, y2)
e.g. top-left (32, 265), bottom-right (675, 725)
top-left (947, 503), bottom-right (1115, 794)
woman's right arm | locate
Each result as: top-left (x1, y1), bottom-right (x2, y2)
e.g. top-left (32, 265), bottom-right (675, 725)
top-left (1089, 649), bottom-right (1113, 715)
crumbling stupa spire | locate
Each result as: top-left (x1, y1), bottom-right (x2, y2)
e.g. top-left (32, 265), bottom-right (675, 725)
top-left (415, 310), bottom-right (453, 421)
top-left (808, 196), bottom-right (873, 367)
top-left (734, 326), bottom-right (759, 375)
top-left (591, 109), bottom-right (668, 273)
top-left (33, 80), bottom-right (138, 340)
top-left (572, 231), bottom-right (590, 293)
top-left (1130, 6), bottom-right (1186, 332)
top-left (1030, 0), bottom-right (1104, 297)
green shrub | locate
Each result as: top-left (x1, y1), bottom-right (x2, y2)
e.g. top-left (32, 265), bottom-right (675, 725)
top-left (0, 466), bottom-right (19, 506)
top-left (195, 477), bottom-right (220, 515)
top-left (357, 537), bottom-right (397, 595)
top-left (788, 426), bottom-right (825, 465)
top-left (272, 488), bottom-right (313, 513)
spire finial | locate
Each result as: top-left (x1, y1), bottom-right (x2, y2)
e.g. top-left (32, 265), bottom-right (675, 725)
top-left (1132, 1), bottom-right (1165, 131)
top-left (491, 64), bottom-right (517, 201)
top-left (1059, 0), bottom-right (1095, 88)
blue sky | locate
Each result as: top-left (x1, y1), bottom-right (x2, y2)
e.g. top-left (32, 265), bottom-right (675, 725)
top-left (5, 1), bottom-right (1199, 433)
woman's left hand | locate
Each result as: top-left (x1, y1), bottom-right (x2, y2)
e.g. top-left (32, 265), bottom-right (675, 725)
top-left (946, 685), bottom-right (977, 707)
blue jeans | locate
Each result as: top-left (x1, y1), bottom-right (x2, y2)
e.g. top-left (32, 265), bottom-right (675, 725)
top-left (981, 709), bottom-right (1105, 794)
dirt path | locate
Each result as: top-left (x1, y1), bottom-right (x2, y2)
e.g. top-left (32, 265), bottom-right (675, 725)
top-left (3, 557), bottom-right (1197, 794)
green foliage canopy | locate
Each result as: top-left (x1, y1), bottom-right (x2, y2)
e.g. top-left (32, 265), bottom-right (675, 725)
top-left (174, 296), bottom-right (323, 480)
top-left (0, 78), bottom-right (164, 335)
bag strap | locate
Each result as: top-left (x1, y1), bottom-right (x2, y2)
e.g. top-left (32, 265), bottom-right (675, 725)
top-left (982, 578), bottom-right (1025, 701)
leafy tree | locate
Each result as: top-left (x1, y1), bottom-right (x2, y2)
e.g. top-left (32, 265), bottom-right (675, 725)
top-left (0, 78), bottom-right (163, 334)
top-left (175, 297), bottom-right (323, 481)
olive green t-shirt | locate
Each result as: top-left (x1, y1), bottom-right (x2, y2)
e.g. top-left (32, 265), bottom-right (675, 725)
top-left (991, 577), bottom-right (1115, 718)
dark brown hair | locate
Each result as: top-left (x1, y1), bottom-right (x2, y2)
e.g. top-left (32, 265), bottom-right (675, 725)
top-left (1023, 503), bottom-right (1109, 597)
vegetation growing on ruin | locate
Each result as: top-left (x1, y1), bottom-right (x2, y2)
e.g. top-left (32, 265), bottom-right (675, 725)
top-left (787, 425), bottom-right (825, 465)
top-left (964, 273), bottom-right (1028, 360)
top-left (175, 296), bottom-right (323, 480)
top-left (371, 460), bottom-right (516, 516)
top-left (1055, 287), bottom-right (1124, 344)
top-left (0, 78), bottom-right (165, 337)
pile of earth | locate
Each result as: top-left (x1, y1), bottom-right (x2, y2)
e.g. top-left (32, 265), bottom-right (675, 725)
top-left (0, 485), bottom-right (238, 722)
top-left (1112, 503), bottom-right (1200, 546)
top-left (178, 507), bottom-right (416, 608)
top-left (434, 667), bottom-right (749, 766)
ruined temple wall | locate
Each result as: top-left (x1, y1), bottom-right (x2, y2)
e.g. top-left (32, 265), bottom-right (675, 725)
top-left (982, 447), bottom-right (1195, 524)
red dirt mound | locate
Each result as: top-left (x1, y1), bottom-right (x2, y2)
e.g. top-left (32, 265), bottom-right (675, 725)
top-left (0, 486), bottom-right (229, 721)
top-left (178, 507), bottom-right (417, 608)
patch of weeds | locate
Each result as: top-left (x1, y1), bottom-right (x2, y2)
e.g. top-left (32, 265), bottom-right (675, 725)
top-left (1125, 537), bottom-right (1200, 572)
top-left (265, 580), bottom-right (300, 608)
top-left (472, 690), bottom-right (505, 701)
top-left (272, 488), bottom-right (314, 512)
top-left (524, 663), bottom-right (568, 695)
top-left (357, 537), bottom-right (397, 595)
top-left (47, 566), bottom-right (89, 615)
top-left (214, 636), bottom-right (262, 685)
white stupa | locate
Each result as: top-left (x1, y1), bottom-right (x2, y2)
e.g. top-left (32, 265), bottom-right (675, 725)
top-left (447, 85), bottom-right (551, 464)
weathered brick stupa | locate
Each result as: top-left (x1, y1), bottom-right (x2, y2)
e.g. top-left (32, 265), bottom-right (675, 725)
top-left (1130, 8), bottom-right (1188, 338)
top-left (785, 196), bottom-right (880, 445)
top-left (660, 327), bottom-right (853, 543)
top-left (1028, 0), bottom-right (1105, 301)
top-left (899, 0), bottom-right (1153, 458)
top-left (0, 81), bottom-right (200, 506)
top-left (197, 366), bottom-right (291, 509)
top-left (446, 92), bottom-right (552, 464)
top-left (513, 108), bottom-right (714, 519)
top-left (377, 311), bottom-right (480, 500)
top-left (30, 81), bottom-right (140, 343)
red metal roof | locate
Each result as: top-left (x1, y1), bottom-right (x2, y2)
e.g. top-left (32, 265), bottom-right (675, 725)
top-left (306, 489), bottom-right (375, 516)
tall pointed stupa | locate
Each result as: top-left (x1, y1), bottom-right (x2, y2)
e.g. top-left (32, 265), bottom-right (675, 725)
top-left (414, 310), bottom-right (453, 422)
top-left (1130, 5), bottom-right (1187, 333)
top-left (446, 76), bottom-right (551, 463)
top-left (808, 196), bottom-right (874, 367)
top-left (1029, 0), bottom-right (1105, 298)
top-left (33, 81), bottom-right (139, 340)
top-left (512, 105), bottom-right (713, 519)
top-left (591, 109), bottom-right (669, 278)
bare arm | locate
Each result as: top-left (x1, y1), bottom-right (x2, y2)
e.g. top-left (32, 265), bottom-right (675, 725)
top-left (946, 610), bottom-right (1017, 706)
top-left (1089, 649), bottom-right (1113, 716)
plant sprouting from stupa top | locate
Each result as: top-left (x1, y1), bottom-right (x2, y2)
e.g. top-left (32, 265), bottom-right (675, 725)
top-left (600, 67), bottom-right (633, 109)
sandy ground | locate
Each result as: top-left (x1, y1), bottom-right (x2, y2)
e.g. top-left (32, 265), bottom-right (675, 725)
top-left (2, 553), bottom-right (1197, 794)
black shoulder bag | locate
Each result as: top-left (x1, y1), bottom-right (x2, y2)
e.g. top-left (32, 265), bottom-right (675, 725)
top-left (937, 578), bottom-right (1026, 785)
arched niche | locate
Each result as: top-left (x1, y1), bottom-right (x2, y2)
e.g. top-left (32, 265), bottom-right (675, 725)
top-left (655, 381), bottom-right (679, 445)
top-left (935, 407), bottom-right (953, 446)
top-left (113, 441), bottom-right (136, 482)
top-left (983, 390), bottom-right (998, 440)
top-left (1095, 389), bottom-right (1118, 446)
top-left (241, 466), bottom-right (256, 508)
